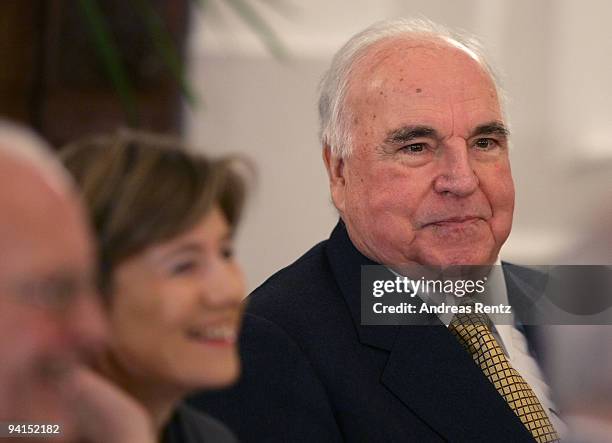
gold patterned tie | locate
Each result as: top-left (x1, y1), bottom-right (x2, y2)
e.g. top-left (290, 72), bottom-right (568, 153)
top-left (448, 309), bottom-right (559, 443)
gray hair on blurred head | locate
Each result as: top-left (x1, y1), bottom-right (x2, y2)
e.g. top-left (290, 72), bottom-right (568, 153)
top-left (0, 119), bottom-right (73, 194)
top-left (318, 17), bottom-right (505, 158)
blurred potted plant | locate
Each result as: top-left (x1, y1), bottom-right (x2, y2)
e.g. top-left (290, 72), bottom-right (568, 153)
top-left (0, 0), bottom-right (286, 146)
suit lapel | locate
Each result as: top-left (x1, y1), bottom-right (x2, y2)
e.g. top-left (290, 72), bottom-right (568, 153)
top-left (503, 263), bottom-right (550, 364)
top-left (382, 325), bottom-right (533, 441)
top-left (325, 221), bottom-right (534, 441)
top-left (325, 221), bottom-right (400, 351)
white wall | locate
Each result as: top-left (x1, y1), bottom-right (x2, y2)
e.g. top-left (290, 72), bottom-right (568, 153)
top-left (185, 0), bottom-right (612, 290)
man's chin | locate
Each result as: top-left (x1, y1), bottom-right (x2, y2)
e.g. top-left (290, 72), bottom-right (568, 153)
top-left (418, 245), bottom-right (498, 268)
top-left (414, 229), bottom-right (498, 267)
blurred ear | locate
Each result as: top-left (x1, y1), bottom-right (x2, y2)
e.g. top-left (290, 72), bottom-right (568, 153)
top-left (322, 144), bottom-right (346, 213)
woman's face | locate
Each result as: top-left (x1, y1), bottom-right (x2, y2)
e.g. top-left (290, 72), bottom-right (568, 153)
top-left (108, 206), bottom-right (245, 390)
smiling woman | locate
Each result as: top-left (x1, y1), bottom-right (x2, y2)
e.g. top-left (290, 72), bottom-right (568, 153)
top-left (59, 130), bottom-right (248, 443)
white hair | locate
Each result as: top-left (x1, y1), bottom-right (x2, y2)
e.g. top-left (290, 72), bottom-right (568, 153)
top-left (318, 17), bottom-right (505, 158)
top-left (0, 119), bottom-right (74, 194)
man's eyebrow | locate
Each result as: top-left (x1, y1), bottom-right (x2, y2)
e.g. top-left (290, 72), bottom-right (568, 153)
top-left (470, 121), bottom-right (510, 138)
top-left (385, 126), bottom-right (438, 144)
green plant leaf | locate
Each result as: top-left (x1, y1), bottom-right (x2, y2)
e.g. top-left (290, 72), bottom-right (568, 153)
top-left (129, 0), bottom-right (199, 107)
top-left (76, 0), bottom-right (139, 125)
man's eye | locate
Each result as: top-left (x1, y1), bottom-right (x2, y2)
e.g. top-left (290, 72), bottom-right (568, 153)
top-left (474, 138), bottom-right (497, 150)
top-left (13, 278), bottom-right (85, 312)
top-left (400, 143), bottom-right (427, 153)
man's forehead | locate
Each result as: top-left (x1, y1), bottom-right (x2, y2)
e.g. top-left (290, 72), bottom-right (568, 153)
top-left (345, 39), bottom-right (502, 139)
top-left (350, 39), bottom-right (497, 101)
top-left (0, 198), bottom-right (94, 289)
top-left (0, 159), bottom-right (91, 256)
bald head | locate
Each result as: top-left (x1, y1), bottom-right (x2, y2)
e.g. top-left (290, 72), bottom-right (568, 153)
top-left (0, 121), bottom-right (92, 294)
top-left (0, 149), bottom-right (93, 288)
top-left (0, 120), bottom-right (74, 195)
top-left (0, 120), bottom-right (106, 438)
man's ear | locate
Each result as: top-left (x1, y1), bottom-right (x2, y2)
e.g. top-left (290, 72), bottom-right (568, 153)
top-left (322, 144), bottom-right (346, 213)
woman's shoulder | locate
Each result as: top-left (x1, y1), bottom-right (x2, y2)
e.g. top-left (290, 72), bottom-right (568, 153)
top-left (165, 403), bottom-right (238, 443)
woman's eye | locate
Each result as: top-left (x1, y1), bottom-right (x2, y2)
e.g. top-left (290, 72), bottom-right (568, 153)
top-left (474, 138), bottom-right (497, 150)
top-left (170, 260), bottom-right (198, 275)
top-left (221, 246), bottom-right (235, 260)
top-left (400, 143), bottom-right (427, 154)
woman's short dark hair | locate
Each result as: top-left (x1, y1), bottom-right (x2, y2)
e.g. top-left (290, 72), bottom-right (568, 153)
top-left (60, 129), bottom-right (249, 294)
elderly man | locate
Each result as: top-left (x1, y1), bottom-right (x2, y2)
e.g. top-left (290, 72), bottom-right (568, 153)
top-left (192, 19), bottom-right (560, 442)
top-left (0, 121), bottom-right (154, 443)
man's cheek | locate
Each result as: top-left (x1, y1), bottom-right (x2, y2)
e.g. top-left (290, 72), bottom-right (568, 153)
top-left (495, 177), bottom-right (515, 211)
top-left (365, 179), bottom-right (409, 210)
top-left (480, 167), bottom-right (514, 204)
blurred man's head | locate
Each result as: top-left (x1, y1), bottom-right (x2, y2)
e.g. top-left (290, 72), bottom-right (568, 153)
top-left (0, 121), bottom-right (106, 436)
top-left (320, 19), bottom-right (514, 267)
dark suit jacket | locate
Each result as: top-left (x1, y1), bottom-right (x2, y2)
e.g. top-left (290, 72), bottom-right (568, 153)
top-left (189, 221), bottom-right (546, 442)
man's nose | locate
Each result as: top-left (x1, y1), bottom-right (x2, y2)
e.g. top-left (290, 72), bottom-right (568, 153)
top-left (433, 140), bottom-right (479, 197)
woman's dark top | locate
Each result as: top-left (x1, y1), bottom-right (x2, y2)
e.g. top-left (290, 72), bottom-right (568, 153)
top-left (164, 404), bottom-right (238, 443)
